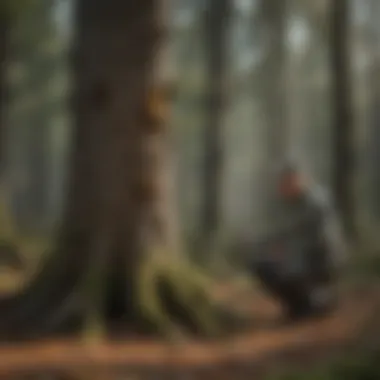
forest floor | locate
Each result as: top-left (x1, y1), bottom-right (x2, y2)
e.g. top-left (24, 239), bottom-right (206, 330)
top-left (0, 280), bottom-right (379, 379)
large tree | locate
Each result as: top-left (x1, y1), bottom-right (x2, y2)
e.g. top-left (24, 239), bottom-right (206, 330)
top-left (200, 0), bottom-right (232, 248)
top-left (330, 0), bottom-right (356, 238)
top-left (71, 0), bottom-right (226, 338)
top-left (0, 0), bottom-right (228, 341)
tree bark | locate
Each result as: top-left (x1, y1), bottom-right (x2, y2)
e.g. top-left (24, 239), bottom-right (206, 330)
top-left (367, 62), bottom-right (380, 219)
top-left (0, 10), bottom-right (9, 172)
top-left (330, 0), bottom-right (356, 238)
top-left (72, 0), bottom-right (222, 337)
top-left (259, 0), bottom-right (288, 163)
top-left (65, 0), bottom-right (176, 328)
top-left (367, 0), bottom-right (380, 220)
top-left (200, 0), bottom-right (232, 246)
top-left (255, 0), bottom-right (288, 236)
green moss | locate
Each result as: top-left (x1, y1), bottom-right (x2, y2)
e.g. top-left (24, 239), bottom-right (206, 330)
top-left (138, 251), bottom-right (176, 337)
top-left (137, 247), bottom-right (221, 339)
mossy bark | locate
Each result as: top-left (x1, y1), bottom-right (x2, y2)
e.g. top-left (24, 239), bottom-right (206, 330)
top-left (70, 0), bottom-right (222, 339)
top-left (135, 251), bottom-right (221, 337)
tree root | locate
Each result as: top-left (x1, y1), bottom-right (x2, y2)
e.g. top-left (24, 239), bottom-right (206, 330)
top-left (0, 241), bottom-right (249, 342)
top-left (137, 250), bottom-right (235, 339)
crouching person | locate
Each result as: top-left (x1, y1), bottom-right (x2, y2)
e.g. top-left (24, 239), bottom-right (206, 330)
top-left (252, 162), bottom-right (348, 320)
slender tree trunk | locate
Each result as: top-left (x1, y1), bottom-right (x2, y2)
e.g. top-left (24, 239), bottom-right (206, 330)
top-left (330, 0), bottom-right (356, 238)
top-left (256, 0), bottom-right (288, 235)
top-left (0, 10), bottom-right (9, 173)
top-left (368, 75), bottom-right (380, 219)
top-left (0, 9), bottom-right (15, 242)
top-left (260, 0), bottom-right (288, 163)
top-left (200, 0), bottom-right (231, 246)
top-left (367, 0), bottom-right (380, 220)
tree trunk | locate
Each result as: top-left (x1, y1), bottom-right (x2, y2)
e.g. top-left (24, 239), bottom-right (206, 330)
top-left (0, 0), bottom-right (151, 338)
top-left (256, 0), bottom-right (288, 236)
top-left (367, 63), bottom-right (380, 220)
top-left (0, 10), bottom-right (9, 173)
top-left (259, 0), bottom-right (288, 163)
top-left (200, 0), bottom-right (232, 247)
top-left (367, 0), bottom-right (380, 220)
top-left (8, 0), bottom-right (64, 231)
top-left (0, 0), bottom-right (223, 341)
top-left (68, 0), bottom-right (218, 337)
top-left (61, 0), bottom-right (179, 332)
top-left (330, 0), bottom-right (356, 238)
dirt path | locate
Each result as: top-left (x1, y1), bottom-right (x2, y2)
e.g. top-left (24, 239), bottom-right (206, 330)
top-left (0, 283), bottom-right (379, 379)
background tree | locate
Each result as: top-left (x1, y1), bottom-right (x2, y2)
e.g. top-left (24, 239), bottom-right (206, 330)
top-left (256, 0), bottom-right (289, 235)
top-left (366, 0), bottom-right (380, 221)
top-left (330, 0), bottom-right (356, 238)
top-left (259, 0), bottom-right (288, 163)
top-left (0, 7), bottom-right (9, 172)
top-left (6, 0), bottom-right (67, 232)
top-left (0, 4), bottom-right (20, 246)
top-left (287, 0), bottom-right (331, 184)
top-left (200, 0), bottom-right (232, 249)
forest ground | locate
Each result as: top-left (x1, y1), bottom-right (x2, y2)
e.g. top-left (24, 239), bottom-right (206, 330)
top-left (0, 278), bottom-right (379, 379)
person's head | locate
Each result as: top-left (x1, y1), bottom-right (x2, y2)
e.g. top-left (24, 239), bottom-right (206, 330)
top-left (277, 162), bottom-right (306, 201)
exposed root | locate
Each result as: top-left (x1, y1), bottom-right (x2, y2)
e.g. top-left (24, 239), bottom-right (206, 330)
top-left (0, 241), bottom-right (248, 342)
top-left (137, 249), bottom-right (242, 339)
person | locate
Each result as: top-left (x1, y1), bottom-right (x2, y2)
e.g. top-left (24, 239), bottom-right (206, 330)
top-left (253, 161), bottom-right (347, 319)
top-left (275, 162), bottom-right (347, 280)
